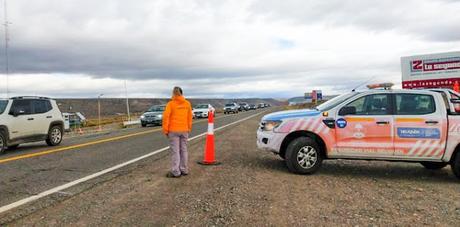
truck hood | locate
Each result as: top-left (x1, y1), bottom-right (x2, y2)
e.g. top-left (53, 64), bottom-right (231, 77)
top-left (262, 109), bottom-right (320, 121)
top-left (143, 111), bottom-right (163, 116)
top-left (193, 108), bottom-right (209, 112)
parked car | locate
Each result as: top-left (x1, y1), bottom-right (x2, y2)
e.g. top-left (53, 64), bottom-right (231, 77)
top-left (0, 96), bottom-right (65, 154)
top-left (249, 104), bottom-right (257, 110)
top-left (193, 104), bottom-right (215, 118)
top-left (140, 105), bottom-right (166, 127)
top-left (224, 103), bottom-right (239, 114)
top-left (258, 103), bottom-right (266, 108)
top-left (257, 84), bottom-right (460, 179)
top-left (239, 102), bottom-right (250, 111)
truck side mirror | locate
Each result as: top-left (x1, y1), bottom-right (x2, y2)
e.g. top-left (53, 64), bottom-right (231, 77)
top-left (339, 106), bottom-right (356, 116)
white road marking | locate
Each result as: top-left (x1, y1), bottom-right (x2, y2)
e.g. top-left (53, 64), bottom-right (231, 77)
top-left (0, 111), bottom-right (267, 215)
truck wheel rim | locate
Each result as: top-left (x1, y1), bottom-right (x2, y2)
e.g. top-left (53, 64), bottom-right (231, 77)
top-left (51, 128), bottom-right (62, 143)
top-left (297, 146), bottom-right (317, 169)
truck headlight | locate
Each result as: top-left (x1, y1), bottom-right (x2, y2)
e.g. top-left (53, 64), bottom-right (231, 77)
top-left (262, 120), bottom-right (282, 131)
top-left (140, 115), bottom-right (146, 119)
top-left (157, 114), bottom-right (162, 118)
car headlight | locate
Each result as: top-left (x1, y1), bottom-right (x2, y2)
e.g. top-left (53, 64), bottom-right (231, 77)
top-left (262, 120), bottom-right (282, 131)
top-left (157, 114), bottom-right (162, 118)
top-left (140, 115), bottom-right (145, 119)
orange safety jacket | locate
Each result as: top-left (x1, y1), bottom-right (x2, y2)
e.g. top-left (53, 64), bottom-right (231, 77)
top-left (162, 95), bottom-right (193, 134)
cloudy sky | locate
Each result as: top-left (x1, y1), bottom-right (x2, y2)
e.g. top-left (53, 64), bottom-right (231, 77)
top-left (0, 0), bottom-right (459, 98)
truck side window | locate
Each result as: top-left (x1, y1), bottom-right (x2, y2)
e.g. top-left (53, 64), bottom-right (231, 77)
top-left (395, 94), bottom-right (435, 115)
top-left (33, 100), bottom-right (52, 114)
top-left (342, 94), bottom-right (390, 115)
top-left (10, 100), bottom-right (33, 115)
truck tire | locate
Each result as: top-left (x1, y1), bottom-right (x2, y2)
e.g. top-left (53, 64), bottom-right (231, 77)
top-left (0, 133), bottom-right (6, 154)
top-left (420, 162), bottom-right (448, 170)
top-left (141, 123), bottom-right (147, 127)
top-left (46, 125), bottom-right (63, 146)
top-left (451, 153), bottom-right (460, 179)
top-left (285, 137), bottom-right (323, 174)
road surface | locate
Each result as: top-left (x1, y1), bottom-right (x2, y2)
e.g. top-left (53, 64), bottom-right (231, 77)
top-left (0, 109), bottom-right (267, 219)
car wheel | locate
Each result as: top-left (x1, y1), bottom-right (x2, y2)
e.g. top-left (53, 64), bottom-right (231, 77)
top-left (46, 125), bottom-right (63, 146)
top-left (285, 137), bottom-right (323, 174)
top-left (7, 144), bottom-right (19, 150)
top-left (420, 162), bottom-right (448, 170)
top-left (0, 133), bottom-right (6, 154)
top-left (451, 153), bottom-right (460, 179)
top-left (141, 123), bottom-right (147, 127)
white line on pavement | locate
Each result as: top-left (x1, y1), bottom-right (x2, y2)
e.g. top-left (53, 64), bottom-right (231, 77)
top-left (0, 110), bottom-right (267, 215)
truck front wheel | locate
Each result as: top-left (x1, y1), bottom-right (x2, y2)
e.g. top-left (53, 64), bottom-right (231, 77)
top-left (420, 162), bottom-right (448, 170)
top-left (285, 137), bottom-right (323, 174)
top-left (451, 153), bottom-right (460, 179)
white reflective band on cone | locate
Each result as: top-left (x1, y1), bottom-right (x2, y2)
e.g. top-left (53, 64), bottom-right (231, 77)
top-left (207, 123), bottom-right (214, 135)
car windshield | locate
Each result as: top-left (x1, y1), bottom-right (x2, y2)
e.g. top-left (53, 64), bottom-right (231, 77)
top-left (316, 92), bottom-right (360, 111)
top-left (148, 105), bottom-right (165, 112)
top-left (225, 104), bottom-right (234, 107)
top-left (0, 100), bottom-right (7, 114)
top-left (195, 104), bottom-right (209, 109)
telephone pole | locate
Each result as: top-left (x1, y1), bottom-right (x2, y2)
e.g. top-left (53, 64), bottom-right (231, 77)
top-left (124, 80), bottom-right (131, 121)
top-left (3, 0), bottom-right (10, 98)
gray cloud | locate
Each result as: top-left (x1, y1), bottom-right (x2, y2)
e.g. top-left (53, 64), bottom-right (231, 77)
top-left (0, 0), bottom-right (458, 98)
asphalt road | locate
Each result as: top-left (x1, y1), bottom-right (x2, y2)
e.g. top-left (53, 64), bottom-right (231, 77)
top-left (0, 109), bottom-right (267, 209)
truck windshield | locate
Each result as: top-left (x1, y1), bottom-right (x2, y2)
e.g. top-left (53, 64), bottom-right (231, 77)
top-left (148, 106), bottom-right (165, 112)
top-left (316, 92), bottom-right (359, 112)
top-left (195, 104), bottom-right (209, 109)
top-left (225, 104), bottom-right (234, 107)
top-left (0, 100), bottom-right (7, 114)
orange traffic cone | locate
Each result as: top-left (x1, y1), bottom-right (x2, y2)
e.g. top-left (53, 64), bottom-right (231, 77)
top-left (198, 111), bottom-right (221, 165)
top-left (454, 81), bottom-right (460, 93)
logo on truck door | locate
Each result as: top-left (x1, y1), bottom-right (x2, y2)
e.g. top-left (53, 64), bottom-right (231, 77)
top-left (397, 127), bottom-right (440, 139)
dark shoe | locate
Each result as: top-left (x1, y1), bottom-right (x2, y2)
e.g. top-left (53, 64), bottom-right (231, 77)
top-left (181, 172), bottom-right (189, 176)
top-left (166, 172), bottom-right (181, 178)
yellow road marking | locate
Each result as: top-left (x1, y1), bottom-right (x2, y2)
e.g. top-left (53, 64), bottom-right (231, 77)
top-left (0, 115), bottom-right (227, 164)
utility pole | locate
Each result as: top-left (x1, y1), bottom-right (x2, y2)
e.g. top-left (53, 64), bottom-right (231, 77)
top-left (98, 94), bottom-right (104, 131)
top-left (3, 0), bottom-right (10, 98)
top-left (124, 80), bottom-right (131, 121)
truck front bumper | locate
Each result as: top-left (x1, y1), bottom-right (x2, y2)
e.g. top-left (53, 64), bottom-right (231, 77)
top-left (256, 130), bottom-right (286, 154)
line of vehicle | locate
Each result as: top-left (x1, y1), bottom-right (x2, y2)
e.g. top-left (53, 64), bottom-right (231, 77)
top-left (0, 113), bottom-right (233, 164)
top-left (0, 110), bottom-right (266, 215)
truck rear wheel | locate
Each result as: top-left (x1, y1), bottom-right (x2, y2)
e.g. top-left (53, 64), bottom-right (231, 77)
top-left (285, 137), bottom-right (323, 174)
top-left (420, 162), bottom-right (448, 170)
top-left (451, 153), bottom-right (460, 179)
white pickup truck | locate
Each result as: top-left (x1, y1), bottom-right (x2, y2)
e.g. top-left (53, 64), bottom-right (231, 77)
top-left (257, 85), bottom-right (460, 180)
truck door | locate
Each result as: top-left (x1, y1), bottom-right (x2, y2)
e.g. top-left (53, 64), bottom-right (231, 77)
top-left (393, 93), bottom-right (447, 160)
top-left (335, 94), bottom-right (394, 158)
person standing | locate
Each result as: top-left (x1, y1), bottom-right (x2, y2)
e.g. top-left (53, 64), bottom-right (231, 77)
top-left (162, 87), bottom-right (193, 178)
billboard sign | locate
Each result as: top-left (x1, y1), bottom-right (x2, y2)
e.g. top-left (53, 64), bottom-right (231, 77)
top-left (401, 51), bottom-right (460, 89)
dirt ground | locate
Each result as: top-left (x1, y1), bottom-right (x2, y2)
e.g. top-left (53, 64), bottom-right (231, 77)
top-left (6, 115), bottom-right (460, 226)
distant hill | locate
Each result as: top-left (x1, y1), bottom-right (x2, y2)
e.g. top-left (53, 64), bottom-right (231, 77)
top-left (56, 98), bottom-right (286, 118)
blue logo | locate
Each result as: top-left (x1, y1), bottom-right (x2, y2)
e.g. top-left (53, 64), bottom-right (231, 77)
top-left (336, 118), bottom-right (347, 128)
top-left (397, 127), bottom-right (440, 139)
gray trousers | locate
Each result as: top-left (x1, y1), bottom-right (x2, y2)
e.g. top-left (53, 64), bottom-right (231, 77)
top-left (168, 132), bottom-right (189, 176)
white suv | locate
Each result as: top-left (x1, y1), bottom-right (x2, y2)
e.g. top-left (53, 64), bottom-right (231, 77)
top-left (0, 96), bottom-right (65, 154)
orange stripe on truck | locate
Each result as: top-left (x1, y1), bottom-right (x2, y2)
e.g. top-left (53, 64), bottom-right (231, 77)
top-left (345, 117), bottom-right (375, 122)
top-left (395, 118), bottom-right (424, 123)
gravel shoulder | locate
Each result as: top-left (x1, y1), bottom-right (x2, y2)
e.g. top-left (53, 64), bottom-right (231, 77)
top-left (5, 114), bottom-right (460, 226)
